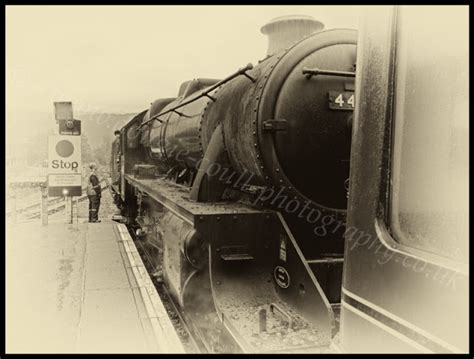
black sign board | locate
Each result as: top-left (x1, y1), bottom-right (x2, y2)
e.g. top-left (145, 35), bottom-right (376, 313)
top-left (58, 119), bottom-right (81, 135)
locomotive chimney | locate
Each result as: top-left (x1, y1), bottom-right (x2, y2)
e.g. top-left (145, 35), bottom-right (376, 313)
top-left (261, 15), bottom-right (324, 57)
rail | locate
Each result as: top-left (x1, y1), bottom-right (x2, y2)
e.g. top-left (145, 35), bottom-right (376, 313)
top-left (302, 67), bottom-right (356, 79)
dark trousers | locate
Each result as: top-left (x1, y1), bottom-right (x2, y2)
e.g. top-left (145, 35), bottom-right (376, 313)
top-left (88, 195), bottom-right (101, 222)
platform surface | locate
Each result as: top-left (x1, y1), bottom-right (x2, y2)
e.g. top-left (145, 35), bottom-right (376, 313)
top-left (6, 191), bottom-right (182, 353)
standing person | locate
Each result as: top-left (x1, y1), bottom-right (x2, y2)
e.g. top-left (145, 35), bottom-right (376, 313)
top-left (87, 162), bottom-right (101, 223)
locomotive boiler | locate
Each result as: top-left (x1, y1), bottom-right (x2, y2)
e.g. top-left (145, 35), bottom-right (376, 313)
top-left (111, 15), bottom-right (357, 353)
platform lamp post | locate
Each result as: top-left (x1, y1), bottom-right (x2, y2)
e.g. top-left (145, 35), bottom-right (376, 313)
top-left (64, 189), bottom-right (72, 224)
top-left (40, 182), bottom-right (48, 225)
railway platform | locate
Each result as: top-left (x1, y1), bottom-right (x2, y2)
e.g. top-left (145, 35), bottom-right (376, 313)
top-left (6, 190), bottom-right (184, 353)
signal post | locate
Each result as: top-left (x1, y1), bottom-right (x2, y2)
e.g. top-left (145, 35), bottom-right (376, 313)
top-left (48, 102), bottom-right (82, 224)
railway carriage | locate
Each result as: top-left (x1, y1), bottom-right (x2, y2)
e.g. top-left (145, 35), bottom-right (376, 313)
top-left (340, 6), bottom-right (468, 353)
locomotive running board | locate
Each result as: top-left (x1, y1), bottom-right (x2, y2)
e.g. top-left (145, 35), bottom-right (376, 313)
top-left (124, 174), bottom-right (266, 224)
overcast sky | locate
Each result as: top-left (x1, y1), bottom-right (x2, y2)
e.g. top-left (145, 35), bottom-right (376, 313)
top-left (6, 5), bottom-right (361, 119)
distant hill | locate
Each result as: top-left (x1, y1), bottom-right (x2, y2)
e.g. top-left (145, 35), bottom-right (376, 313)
top-left (6, 110), bottom-right (138, 170)
top-left (75, 112), bottom-right (137, 169)
top-left (77, 112), bottom-right (136, 150)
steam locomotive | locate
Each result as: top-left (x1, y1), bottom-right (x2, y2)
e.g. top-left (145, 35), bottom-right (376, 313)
top-left (110, 8), bottom-right (468, 353)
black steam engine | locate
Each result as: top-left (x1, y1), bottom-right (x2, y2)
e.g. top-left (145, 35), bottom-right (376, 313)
top-left (111, 16), bottom-right (357, 352)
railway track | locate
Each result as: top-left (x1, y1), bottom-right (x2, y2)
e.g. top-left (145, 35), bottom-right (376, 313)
top-left (7, 180), bottom-right (109, 220)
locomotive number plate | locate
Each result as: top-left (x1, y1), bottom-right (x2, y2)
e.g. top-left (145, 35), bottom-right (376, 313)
top-left (328, 91), bottom-right (355, 110)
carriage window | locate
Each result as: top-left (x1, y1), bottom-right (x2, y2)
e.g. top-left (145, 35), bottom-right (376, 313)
top-left (390, 6), bottom-right (468, 263)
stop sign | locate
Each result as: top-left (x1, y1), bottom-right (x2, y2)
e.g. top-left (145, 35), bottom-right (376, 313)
top-left (48, 135), bottom-right (82, 196)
